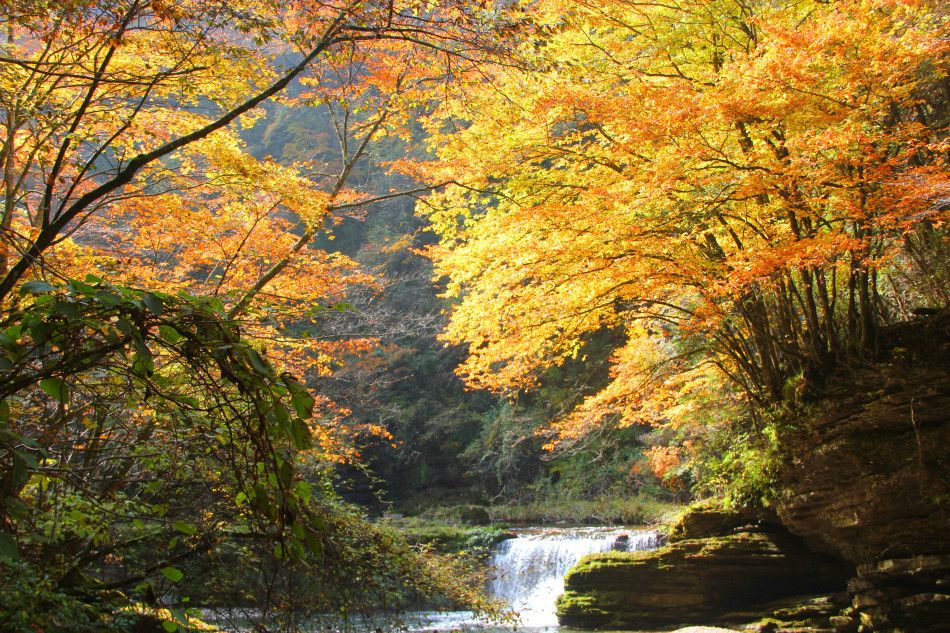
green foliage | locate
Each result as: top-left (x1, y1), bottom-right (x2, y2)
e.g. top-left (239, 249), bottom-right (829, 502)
top-left (0, 279), bottom-right (500, 627)
top-left (0, 559), bottom-right (104, 632)
top-left (381, 517), bottom-right (511, 555)
top-left (417, 504), bottom-right (492, 525)
top-left (353, 315), bottom-right (661, 512)
top-left (0, 277), bottom-right (320, 536)
top-left (688, 420), bottom-right (785, 509)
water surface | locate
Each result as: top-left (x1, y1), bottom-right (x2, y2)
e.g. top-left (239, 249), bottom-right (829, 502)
top-left (207, 526), bottom-right (665, 632)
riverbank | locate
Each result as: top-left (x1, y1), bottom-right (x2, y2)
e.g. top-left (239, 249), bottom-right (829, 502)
top-left (394, 494), bottom-right (680, 528)
top-left (380, 516), bottom-right (514, 553)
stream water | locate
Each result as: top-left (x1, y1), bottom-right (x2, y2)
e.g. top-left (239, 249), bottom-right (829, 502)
top-left (207, 527), bottom-right (664, 632)
top-left (407, 526), bottom-right (663, 632)
top-left (489, 527), bottom-right (662, 628)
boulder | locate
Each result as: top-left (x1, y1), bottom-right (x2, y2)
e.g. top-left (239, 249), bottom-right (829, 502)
top-left (668, 500), bottom-right (782, 542)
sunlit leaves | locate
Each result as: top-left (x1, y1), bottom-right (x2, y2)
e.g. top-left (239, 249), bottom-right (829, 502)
top-left (415, 0), bottom-right (948, 450)
top-left (161, 566), bottom-right (184, 583)
top-left (0, 0), bottom-right (518, 623)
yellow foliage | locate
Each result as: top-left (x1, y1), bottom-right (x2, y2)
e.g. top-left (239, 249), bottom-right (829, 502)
top-left (410, 0), bottom-right (949, 445)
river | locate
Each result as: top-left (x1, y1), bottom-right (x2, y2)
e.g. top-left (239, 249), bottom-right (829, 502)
top-left (207, 526), bottom-right (664, 632)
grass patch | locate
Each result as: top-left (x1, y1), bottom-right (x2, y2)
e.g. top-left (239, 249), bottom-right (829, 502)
top-left (379, 516), bottom-right (513, 554)
top-left (484, 493), bottom-right (680, 526)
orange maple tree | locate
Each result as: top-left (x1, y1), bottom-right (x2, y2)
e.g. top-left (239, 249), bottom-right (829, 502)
top-left (1, 0), bottom-right (516, 460)
top-left (0, 1), bottom-right (518, 622)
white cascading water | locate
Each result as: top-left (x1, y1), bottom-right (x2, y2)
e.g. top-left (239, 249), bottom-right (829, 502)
top-left (488, 527), bottom-right (663, 629)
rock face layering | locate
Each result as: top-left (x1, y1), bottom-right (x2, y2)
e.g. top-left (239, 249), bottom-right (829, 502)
top-left (776, 371), bottom-right (950, 631)
top-left (773, 315), bottom-right (950, 632)
top-left (556, 507), bottom-right (850, 630)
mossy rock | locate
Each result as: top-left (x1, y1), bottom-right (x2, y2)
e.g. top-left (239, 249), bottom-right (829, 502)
top-left (667, 499), bottom-right (781, 543)
top-left (557, 530), bottom-right (850, 630)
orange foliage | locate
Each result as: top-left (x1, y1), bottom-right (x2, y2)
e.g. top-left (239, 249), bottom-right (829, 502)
top-left (644, 446), bottom-right (683, 482)
top-left (0, 0), bottom-right (514, 462)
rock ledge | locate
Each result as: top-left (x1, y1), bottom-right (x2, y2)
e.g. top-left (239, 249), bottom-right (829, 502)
top-left (556, 527), bottom-right (849, 629)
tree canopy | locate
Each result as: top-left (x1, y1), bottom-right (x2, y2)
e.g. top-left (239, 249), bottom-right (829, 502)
top-left (0, 0), bottom-right (947, 628)
top-left (412, 0), bottom-right (948, 456)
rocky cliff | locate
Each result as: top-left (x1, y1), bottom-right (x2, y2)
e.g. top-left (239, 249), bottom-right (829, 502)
top-left (774, 320), bottom-right (950, 631)
top-left (558, 315), bottom-right (950, 631)
top-left (777, 368), bottom-right (948, 564)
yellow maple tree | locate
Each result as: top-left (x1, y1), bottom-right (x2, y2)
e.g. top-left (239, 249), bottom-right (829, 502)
top-left (411, 0), bottom-right (948, 456)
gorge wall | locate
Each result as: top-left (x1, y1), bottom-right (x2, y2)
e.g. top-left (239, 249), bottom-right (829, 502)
top-left (774, 317), bottom-right (950, 631)
top-left (558, 315), bottom-right (950, 631)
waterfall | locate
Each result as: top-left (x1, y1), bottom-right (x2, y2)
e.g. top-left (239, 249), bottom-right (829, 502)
top-left (488, 527), bottom-right (662, 628)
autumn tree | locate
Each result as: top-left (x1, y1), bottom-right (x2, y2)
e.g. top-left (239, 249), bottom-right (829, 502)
top-left (0, 0), bottom-right (514, 627)
top-left (412, 0), bottom-right (948, 483)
